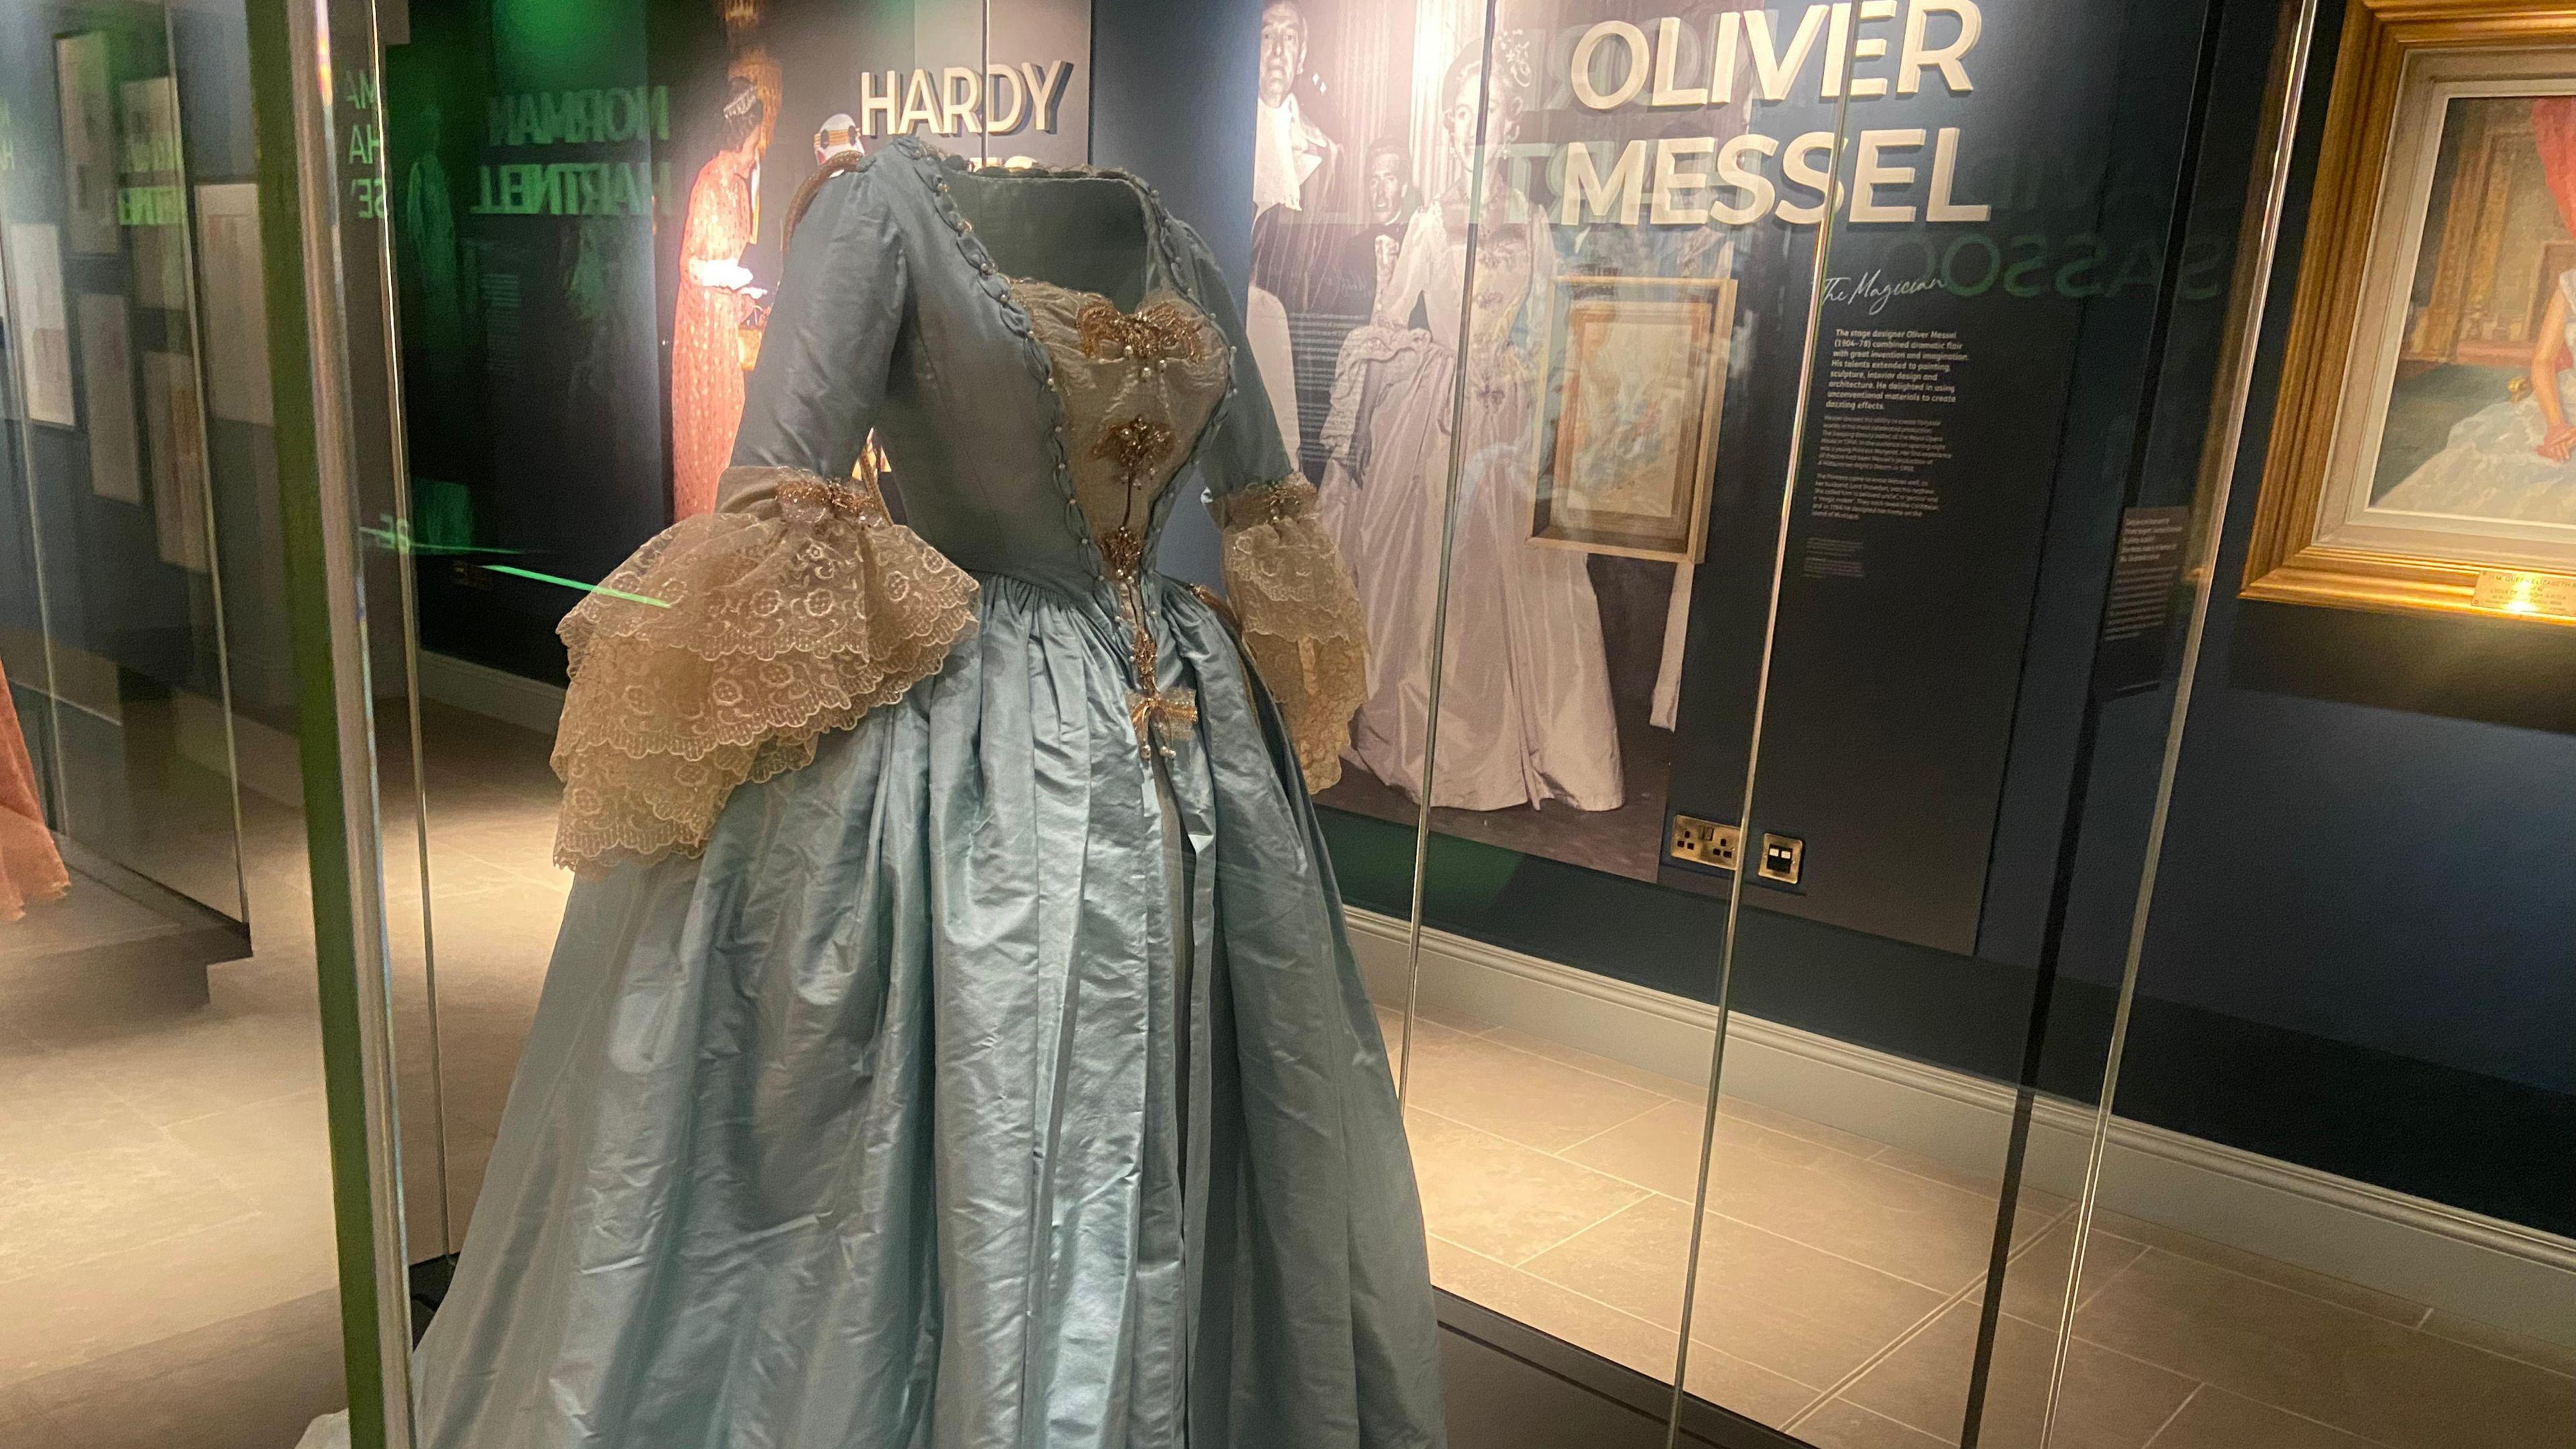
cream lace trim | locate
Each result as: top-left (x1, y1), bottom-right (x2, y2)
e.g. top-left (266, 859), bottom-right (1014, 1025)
top-left (1216, 479), bottom-right (1368, 792)
top-left (551, 466), bottom-right (978, 870)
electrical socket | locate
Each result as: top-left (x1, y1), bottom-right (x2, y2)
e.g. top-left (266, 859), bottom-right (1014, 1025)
top-left (1668, 814), bottom-right (1740, 871)
top-left (1758, 833), bottom-right (1805, 885)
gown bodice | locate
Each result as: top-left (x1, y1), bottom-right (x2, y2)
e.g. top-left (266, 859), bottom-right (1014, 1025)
top-left (553, 137), bottom-right (1367, 868)
top-left (729, 139), bottom-right (1266, 602)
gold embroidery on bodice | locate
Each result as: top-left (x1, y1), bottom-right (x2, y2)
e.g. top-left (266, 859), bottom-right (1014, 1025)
top-left (1014, 279), bottom-right (1228, 567)
top-left (1015, 278), bottom-right (1229, 756)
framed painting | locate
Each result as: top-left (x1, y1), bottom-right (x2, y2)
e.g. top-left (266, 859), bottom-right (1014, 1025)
top-left (54, 34), bottom-right (118, 256)
top-left (2251, 1), bottom-right (2576, 623)
top-left (1529, 274), bottom-right (1733, 564)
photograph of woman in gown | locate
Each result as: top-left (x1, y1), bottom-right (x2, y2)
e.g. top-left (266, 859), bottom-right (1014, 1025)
top-left (1322, 34), bottom-right (1623, 814)
top-left (669, 76), bottom-right (767, 521)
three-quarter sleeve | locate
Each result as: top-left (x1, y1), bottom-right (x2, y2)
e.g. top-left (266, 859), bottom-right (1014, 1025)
top-left (1179, 225), bottom-right (1368, 793)
top-left (551, 159), bottom-right (977, 871)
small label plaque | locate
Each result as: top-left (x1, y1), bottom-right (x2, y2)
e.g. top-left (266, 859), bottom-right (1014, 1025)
top-left (2471, 570), bottom-right (2576, 619)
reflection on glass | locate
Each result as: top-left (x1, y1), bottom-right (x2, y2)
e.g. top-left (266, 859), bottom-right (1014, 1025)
top-left (2039, 6), bottom-right (2576, 1449)
top-left (0, 0), bottom-right (346, 1443)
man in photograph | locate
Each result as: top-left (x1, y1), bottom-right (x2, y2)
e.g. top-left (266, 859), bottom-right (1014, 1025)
top-left (1254, 1), bottom-right (1340, 219)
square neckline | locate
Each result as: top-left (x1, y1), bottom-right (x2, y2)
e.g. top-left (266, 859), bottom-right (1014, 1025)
top-left (888, 136), bottom-right (1237, 584)
top-left (896, 136), bottom-right (1192, 319)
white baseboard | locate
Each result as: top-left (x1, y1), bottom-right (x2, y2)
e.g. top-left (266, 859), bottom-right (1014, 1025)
top-left (416, 651), bottom-right (566, 736)
top-left (1347, 909), bottom-right (2576, 1349)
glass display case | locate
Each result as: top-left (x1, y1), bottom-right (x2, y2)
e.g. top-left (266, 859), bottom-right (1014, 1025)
top-left (246, 1), bottom-right (2576, 1446)
top-left (0, 0), bottom-right (351, 1444)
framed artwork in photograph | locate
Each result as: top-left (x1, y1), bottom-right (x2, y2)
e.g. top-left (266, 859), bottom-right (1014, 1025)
top-left (2252, 1), bottom-right (2576, 623)
top-left (1529, 274), bottom-right (1734, 564)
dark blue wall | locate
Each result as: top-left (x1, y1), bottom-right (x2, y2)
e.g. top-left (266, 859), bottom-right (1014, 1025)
top-left (2129, 0), bottom-right (2576, 1095)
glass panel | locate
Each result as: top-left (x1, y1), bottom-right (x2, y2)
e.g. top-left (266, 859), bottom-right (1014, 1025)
top-left (1260, 0), bottom-right (1491, 1112)
top-left (1375, 0), bottom-right (1864, 1426)
top-left (3, 0), bottom-right (248, 928)
top-left (2047, 2), bottom-right (2576, 1446)
top-left (1674, 1), bottom-right (2251, 1443)
top-left (0, 0), bottom-right (354, 1441)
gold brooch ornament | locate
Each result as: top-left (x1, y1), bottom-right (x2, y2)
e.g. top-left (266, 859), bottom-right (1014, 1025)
top-left (777, 473), bottom-right (892, 523)
top-left (1098, 526), bottom-right (1147, 580)
top-left (1126, 683), bottom-right (1200, 758)
top-left (1077, 301), bottom-right (1205, 365)
top-left (1091, 415), bottom-right (1176, 486)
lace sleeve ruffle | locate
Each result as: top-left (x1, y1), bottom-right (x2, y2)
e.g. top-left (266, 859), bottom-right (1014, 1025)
top-left (551, 466), bottom-right (977, 870)
top-left (1215, 478), bottom-right (1367, 792)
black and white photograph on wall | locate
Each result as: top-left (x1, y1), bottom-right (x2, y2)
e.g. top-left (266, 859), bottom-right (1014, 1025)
top-left (1252, 1), bottom-right (1754, 883)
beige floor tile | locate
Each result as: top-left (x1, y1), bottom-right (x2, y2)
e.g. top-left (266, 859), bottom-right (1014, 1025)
top-left (1685, 1128), bottom-right (2020, 1292)
top-left (1517, 1193), bottom-right (1699, 1330)
top-left (2090, 1213), bottom-right (2427, 1328)
top-left (0, 1112), bottom-right (263, 1287)
top-left (1426, 1234), bottom-right (1823, 1428)
top-left (0, 1040), bottom-right (138, 1162)
top-left (161, 1088), bottom-right (337, 1236)
top-left (0, 1210), bottom-right (337, 1388)
top-left (2141, 1386), bottom-right (2381, 1449)
top-left (1429, 1235), bottom-right (1680, 1383)
top-left (2075, 1248), bottom-right (2576, 1449)
top-left (1403, 1108), bottom-right (1650, 1264)
top-left (1480, 1024), bottom-right (1705, 1099)
top-left (432, 818), bottom-right (574, 890)
top-left (2418, 1309), bottom-right (2576, 1381)
top-left (19, 1287), bottom-right (344, 1449)
top-left (22, 1004), bottom-right (327, 1128)
top-left (1399, 1028), bottom-right (1666, 1154)
top-left (1793, 1397), bottom-right (1958, 1448)
top-left (1526, 1193), bottom-right (1948, 1391)
top-left (1845, 1298), bottom-right (2196, 1449)
top-left (421, 881), bottom-right (572, 996)
top-left (1995, 1217), bottom-right (2149, 1328)
top-left (0, 1393), bottom-right (61, 1449)
top-left (1565, 1096), bottom-right (1854, 1201)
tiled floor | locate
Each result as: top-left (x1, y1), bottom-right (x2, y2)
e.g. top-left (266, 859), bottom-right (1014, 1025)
top-left (3, 699), bottom-right (2570, 1448)
top-left (0, 787), bottom-right (345, 1447)
top-left (1385, 1010), bottom-right (2576, 1448)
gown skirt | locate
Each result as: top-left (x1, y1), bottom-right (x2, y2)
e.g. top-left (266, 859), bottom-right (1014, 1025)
top-left (380, 571), bottom-right (1441, 1449)
top-left (1334, 329), bottom-right (1623, 814)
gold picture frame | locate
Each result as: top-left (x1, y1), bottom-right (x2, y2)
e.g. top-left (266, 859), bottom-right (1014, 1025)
top-left (2249, 0), bottom-right (2576, 624)
top-left (1529, 274), bottom-right (1734, 564)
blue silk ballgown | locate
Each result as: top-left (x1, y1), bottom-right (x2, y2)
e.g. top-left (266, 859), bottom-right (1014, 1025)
top-left (305, 138), bottom-right (1443, 1449)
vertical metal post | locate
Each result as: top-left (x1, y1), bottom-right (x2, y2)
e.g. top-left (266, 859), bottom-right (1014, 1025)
top-left (263, 0), bottom-right (419, 1439)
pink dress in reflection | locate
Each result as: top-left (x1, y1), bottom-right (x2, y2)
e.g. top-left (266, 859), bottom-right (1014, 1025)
top-left (0, 657), bottom-right (68, 921)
